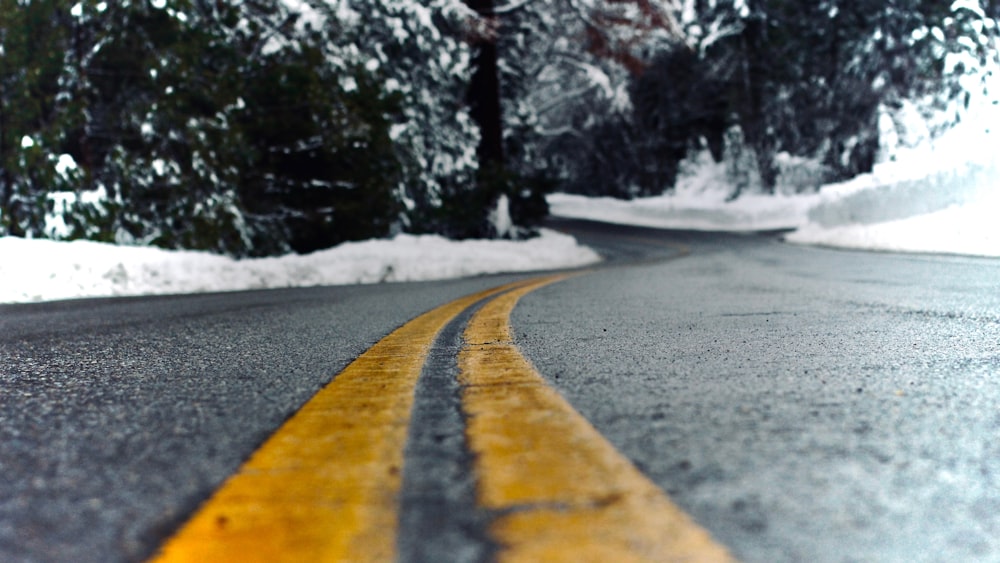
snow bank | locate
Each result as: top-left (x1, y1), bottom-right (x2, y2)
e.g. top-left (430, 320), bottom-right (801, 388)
top-left (548, 151), bottom-right (819, 232)
top-left (802, 162), bottom-right (997, 228)
top-left (0, 229), bottom-right (601, 304)
top-left (551, 147), bottom-right (999, 258)
top-left (550, 90), bottom-right (1000, 259)
top-left (786, 193), bottom-right (1000, 257)
top-left (548, 191), bottom-right (814, 233)
top-left (786, 156), bottom-right (1000, 257)
top-left (786, 92), bottom-right (1000, 257)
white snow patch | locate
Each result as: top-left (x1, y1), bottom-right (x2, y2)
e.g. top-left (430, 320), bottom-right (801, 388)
top-left (952, 0), bottom-right (986, 18)
top-left (55, 154), bottom-right (78, 178)
top-left (389, 123), bottom-right (408, 141)
top-left (788, 80), bottom-right (1000, 257)
top-left (0, 230), bottom-right (600, 304)
top-left (788, 192), bottom-right (999, 257)
top-left (488, 194), bottom-right (514, 238)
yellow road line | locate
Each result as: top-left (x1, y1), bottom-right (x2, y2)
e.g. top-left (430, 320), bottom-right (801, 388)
top-left (460, 276), bottom-right (735, 562)
top-left (150, 279), bottom-right (536, 563)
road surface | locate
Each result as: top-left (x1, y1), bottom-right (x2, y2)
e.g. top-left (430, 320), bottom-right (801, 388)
top-left (1, 219), bottom-right (998, 562)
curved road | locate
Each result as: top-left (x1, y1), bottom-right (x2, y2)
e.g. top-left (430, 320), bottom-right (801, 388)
top-left (525, 219), bottom-right (1000, 562)
top-left (1, 219), bottom-right (998, 561)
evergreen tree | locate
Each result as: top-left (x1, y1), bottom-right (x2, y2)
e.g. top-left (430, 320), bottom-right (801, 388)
top-left (1, 0), bottom-right (484, 255)
top-left (0, 0), bottom-right (76, 237)
top-left (620, 0), bottom-right (996, 198)
top-left (8, 0), bottom-right (985, 251)
top-left (475, 0), bottom-right (680, 200)
top-left (237, 49), bottom-right (405, 254)
top-left (331, 0), bottom-right (482, 239)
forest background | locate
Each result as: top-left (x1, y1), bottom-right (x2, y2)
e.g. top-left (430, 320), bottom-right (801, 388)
top-left (1, 0), bottom-right (997, 258)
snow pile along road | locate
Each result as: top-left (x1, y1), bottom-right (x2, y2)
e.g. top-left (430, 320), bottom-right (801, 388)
top-left (548, 149), bottom-right (819, 233)
top-left (550, 90), bottom-right (1000, 259)
top-left (783, 97), bottom-right (1000, 257)
top-left (787, 160), bottom-right (1000, 256)
top-left (0, 229), bottom-right (600, 304)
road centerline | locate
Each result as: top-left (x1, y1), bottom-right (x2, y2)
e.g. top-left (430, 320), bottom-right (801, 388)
top-left (149, 279), bottom-right (537, 562)
top-left (148, 265), bottom-right (732, 561)
top-left (459, 275), bottom-right (735, 562)
top-left (396, 291), bottom-right (499, 563)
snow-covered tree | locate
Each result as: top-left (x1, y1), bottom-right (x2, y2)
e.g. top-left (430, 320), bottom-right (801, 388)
top-left (13, 0), bottom-right (987, 251)
top-left (0, 0), bottom-right (79, 237)
top-left (889, 0), bottom-right (1000, 149)
top-left (332, 0), bottom-right (482, 238)
top-left (618, 0), bottom-right (999, 198)
top-left (483, 0), bottom-right (681, 199)
top-left (2, 0), bottom-right (488, 255)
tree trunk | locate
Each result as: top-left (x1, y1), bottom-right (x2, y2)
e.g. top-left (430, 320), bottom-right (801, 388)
top-left (737, 10), bottom-right (776, 194)
top-left (464, 0), bottom-right (504, 169)
top-left (0, 91), bottom-right (20, 237)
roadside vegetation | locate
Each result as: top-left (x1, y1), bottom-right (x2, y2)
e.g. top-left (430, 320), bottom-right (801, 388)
top-left (1, 0), bottom-right (996, 257)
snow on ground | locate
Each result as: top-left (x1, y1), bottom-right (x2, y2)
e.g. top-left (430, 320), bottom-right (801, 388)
top-left (784, 93), bottom-right (1000, 256)
top-left (0, 229), bottom-right (600, 304)
top-left (4, 111), bottom-right (996, 304)
top-left (551, 93), bottom-right (1000, 260)
top-left (4, 75), bottom-right (998, 304)
top-left (789, 193), bottom-right (1000, 256)
top-left (5, 114), bottom-right (996, 305)
top-left (787, 158), bottom-right (1000, 256)
top-left (548, 149), bottom-right (821, 233)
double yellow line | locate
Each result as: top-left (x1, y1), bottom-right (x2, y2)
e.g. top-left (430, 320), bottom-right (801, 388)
top-left (151, 274), bottom-right (733, 562)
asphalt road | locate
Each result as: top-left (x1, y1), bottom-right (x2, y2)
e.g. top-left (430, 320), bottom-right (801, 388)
top-left (523, 219), bottom-right (1000, 562)
top-left (0, 274), bottom-right (531, 562)
top-left (2, 219), bottom-right (999, 562)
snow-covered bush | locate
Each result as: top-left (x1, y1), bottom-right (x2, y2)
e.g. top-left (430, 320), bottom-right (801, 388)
top-left (879, 0), bottom-right (1000, 159)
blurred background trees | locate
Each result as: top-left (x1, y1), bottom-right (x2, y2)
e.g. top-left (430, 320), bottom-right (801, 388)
top-left (1, 0), bottom-right (995, 255)
top-left (552, 0), bottom-right (999, 199)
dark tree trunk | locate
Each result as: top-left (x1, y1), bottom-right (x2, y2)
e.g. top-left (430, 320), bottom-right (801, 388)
top-left (464, 0), bottom-right (504, 169)
top-left (0, 99), bottom-right (21, 237)
top-left (737, 10), bottom-right (777, 194)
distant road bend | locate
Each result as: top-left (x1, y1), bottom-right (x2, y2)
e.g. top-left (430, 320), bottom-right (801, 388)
top-left (1, 219), bottom-right (998, 562)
